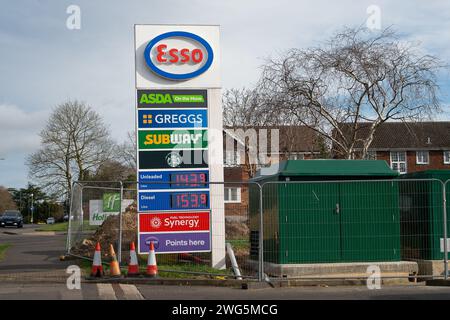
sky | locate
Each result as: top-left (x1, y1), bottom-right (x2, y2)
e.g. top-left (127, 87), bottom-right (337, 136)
top-left (1, 0), bottom-right (450, 189)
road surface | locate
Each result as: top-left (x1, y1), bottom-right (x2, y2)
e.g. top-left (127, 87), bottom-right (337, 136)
top-left (1, 224), bottom-right (450, 300)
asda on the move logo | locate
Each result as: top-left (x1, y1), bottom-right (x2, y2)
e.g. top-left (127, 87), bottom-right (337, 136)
top-left (140, 93), bottom-right (204, 104)
top-left (137, 90), bottom-right (207, 108)
top-left (144, 31), bottom-right (214, 80)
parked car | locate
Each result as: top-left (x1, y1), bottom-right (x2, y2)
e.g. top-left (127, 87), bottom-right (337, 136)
top-left (63, 214), bottom-right (69, 222)
top-left (46, 217), bottom-right (55, 224)
top-left (0, 210), bottom-right (24, 228)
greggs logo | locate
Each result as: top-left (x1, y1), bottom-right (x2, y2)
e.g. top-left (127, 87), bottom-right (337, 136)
top-left (138, 110), bottom-right (207, 129)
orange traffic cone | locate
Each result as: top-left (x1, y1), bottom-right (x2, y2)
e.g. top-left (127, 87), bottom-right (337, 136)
top-left (127, 242), bottom-right (140, 277)
top-left (109, 244), bottom-right (122, 277)
top-left (90, 242), bottom-right (103, 277)
top-left (146, 241), bottom-right (158, 278)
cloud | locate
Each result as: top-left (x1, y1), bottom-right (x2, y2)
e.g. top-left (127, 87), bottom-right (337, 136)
top-left (0, 0), bottom-right (450, 189)
top-left (0, 104), bottom-right (47, 155)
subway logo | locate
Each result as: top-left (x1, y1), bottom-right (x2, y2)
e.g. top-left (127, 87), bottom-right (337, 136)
top-left (138, 129), bottom-right (208, 150)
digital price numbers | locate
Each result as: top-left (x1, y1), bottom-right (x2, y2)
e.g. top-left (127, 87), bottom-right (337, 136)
top-left (171, 193), bottom-right (209, 209)
top-left (170, 172), bottom-right (208, 188)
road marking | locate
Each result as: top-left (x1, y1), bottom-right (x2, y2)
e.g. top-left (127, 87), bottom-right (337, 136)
top-left (96, 283), bottom-right (117, 300)
top-left (22, 232), bottom-right (56, 236)
top-left (119, 284), bottom-right (144, 300)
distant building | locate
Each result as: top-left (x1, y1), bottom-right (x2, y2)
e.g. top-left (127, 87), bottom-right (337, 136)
top-left (222, 126), bottom-right (324, 216)
top-left (334, 122), bottom-right (450, 174)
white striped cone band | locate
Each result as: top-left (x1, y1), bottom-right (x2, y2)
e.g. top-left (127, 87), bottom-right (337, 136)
top-left (129, 249), bottom-right (138, 266)
top-left (147, 250), bottom-right (157, 266)
top-left (93, 249), bottom-right (102, 266)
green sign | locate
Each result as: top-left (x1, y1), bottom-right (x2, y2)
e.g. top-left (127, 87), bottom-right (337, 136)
top-left (138, 129), bottom-right (208, 150)
top-left (103, 193), bottom-right (120, 212)
top-left (137, 89), bottom-right (207, 108)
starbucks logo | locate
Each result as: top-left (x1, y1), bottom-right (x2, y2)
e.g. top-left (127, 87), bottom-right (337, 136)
top-left (150, 217), bottom-right (162, 229)
top-left (166, 152), bottom-right (183, 168)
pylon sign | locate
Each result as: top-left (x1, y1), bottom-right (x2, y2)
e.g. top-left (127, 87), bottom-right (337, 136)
top-left (134, 25), bottom-right (225, 268)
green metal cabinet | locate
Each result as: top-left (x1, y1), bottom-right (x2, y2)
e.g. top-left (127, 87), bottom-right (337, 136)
top-left (249, 160), bottom-right (401, 264)
top-left (399, 170), bottom-right (450, 260)
top-left (280, 182), bottom-right (341, 263)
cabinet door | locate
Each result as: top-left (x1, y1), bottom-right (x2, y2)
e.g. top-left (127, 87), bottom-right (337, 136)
top-left (340, 181), bottom-right (401, 262)
top-left (280, 182), bottom-right (341, 263)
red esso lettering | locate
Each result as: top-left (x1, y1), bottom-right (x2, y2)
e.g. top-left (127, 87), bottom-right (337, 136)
top-left (155, 44), bottom-right (203, 64)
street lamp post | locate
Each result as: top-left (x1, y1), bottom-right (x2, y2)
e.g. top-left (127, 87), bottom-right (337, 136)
top-left (30, 193), bottom-right (34, 224)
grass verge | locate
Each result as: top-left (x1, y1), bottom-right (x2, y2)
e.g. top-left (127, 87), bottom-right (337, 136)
top-left (36, 221), bottom-right (98, 232)
top-left (77, 257), bottom-right (232, 279)
top-left (36, 222), bottom-right (68, 232)
top-left (0, 244), bottom-right (11, 261)
top-left (227, 239), bottom-right (250, 250)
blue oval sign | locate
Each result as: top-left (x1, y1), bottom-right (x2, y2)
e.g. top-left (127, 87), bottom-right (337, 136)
top-left (144, 31), bottom-right (214, 81)
top-left (144, 236), bottom-right (160, 249)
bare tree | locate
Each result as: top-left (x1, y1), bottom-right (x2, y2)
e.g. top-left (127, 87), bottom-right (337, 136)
top-left (27, 101), bottom-right (113, 200)
top-left (257, 27), bottom-right (443, 159)
top-left (116, 131), bottom-right (137, 172)
top-left (223, 88), bottom-right (292, 128)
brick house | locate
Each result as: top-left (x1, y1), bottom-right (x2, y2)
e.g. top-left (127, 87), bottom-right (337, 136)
top-left (222, 126), bottom-right (324, 216)
top-left (335, 122), bottom-right (450, 174)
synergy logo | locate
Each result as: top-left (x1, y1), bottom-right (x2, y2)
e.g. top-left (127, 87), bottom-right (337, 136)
top-left (150, 217), bottom-right (162, 229)
top-left (140, 212), bottom-right (210, 233)
top-left (138, 109), bottom-right (207, 128)
top-left (138, 129), bottom-right (208, 149)
top-left (144, 31), bottom-right (214, 80)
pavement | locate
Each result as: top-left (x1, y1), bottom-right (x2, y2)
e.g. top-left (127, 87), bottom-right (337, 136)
top-left (0, 224), bottom-right (71, 274)
top-left (1, 224), bottom-right (450, 300)
top-left (0, 282), bottom-right (450, 300)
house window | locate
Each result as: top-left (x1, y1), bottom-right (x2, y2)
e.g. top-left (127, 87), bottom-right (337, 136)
top-left (416, 151), bottom-right (429, 165)
top-left (224, 187), bottom-right (241, 203)
top-left (390, 151), bottom-right (407, 174)
top-left (224, 150), bottom-right (241, 167)
top-left (288, 153), bottom-right (305, 160)
top-left (364, 151), bottom-right (377, 160)
top-left (444, 151), bottom-right (450, 164)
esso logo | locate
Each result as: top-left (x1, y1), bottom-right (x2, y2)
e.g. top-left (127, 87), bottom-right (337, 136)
top-left (155, 45), bottom-right (204, 64)
top-left (144, 31), bottom-right (214, 81)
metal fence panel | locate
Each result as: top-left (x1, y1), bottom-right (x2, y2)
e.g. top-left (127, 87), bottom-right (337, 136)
top-left (66, 178), bottom-right (449, 281)
top-left (66, 181), bottom-right (260, 279)
top-left (260, 179), bottom-right (447, 280)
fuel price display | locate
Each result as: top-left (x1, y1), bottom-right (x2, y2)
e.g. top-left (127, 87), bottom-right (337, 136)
top-left (170, 172), bottom-right (208, 188)
top-left (171, 192), bottom-right (209, 209)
